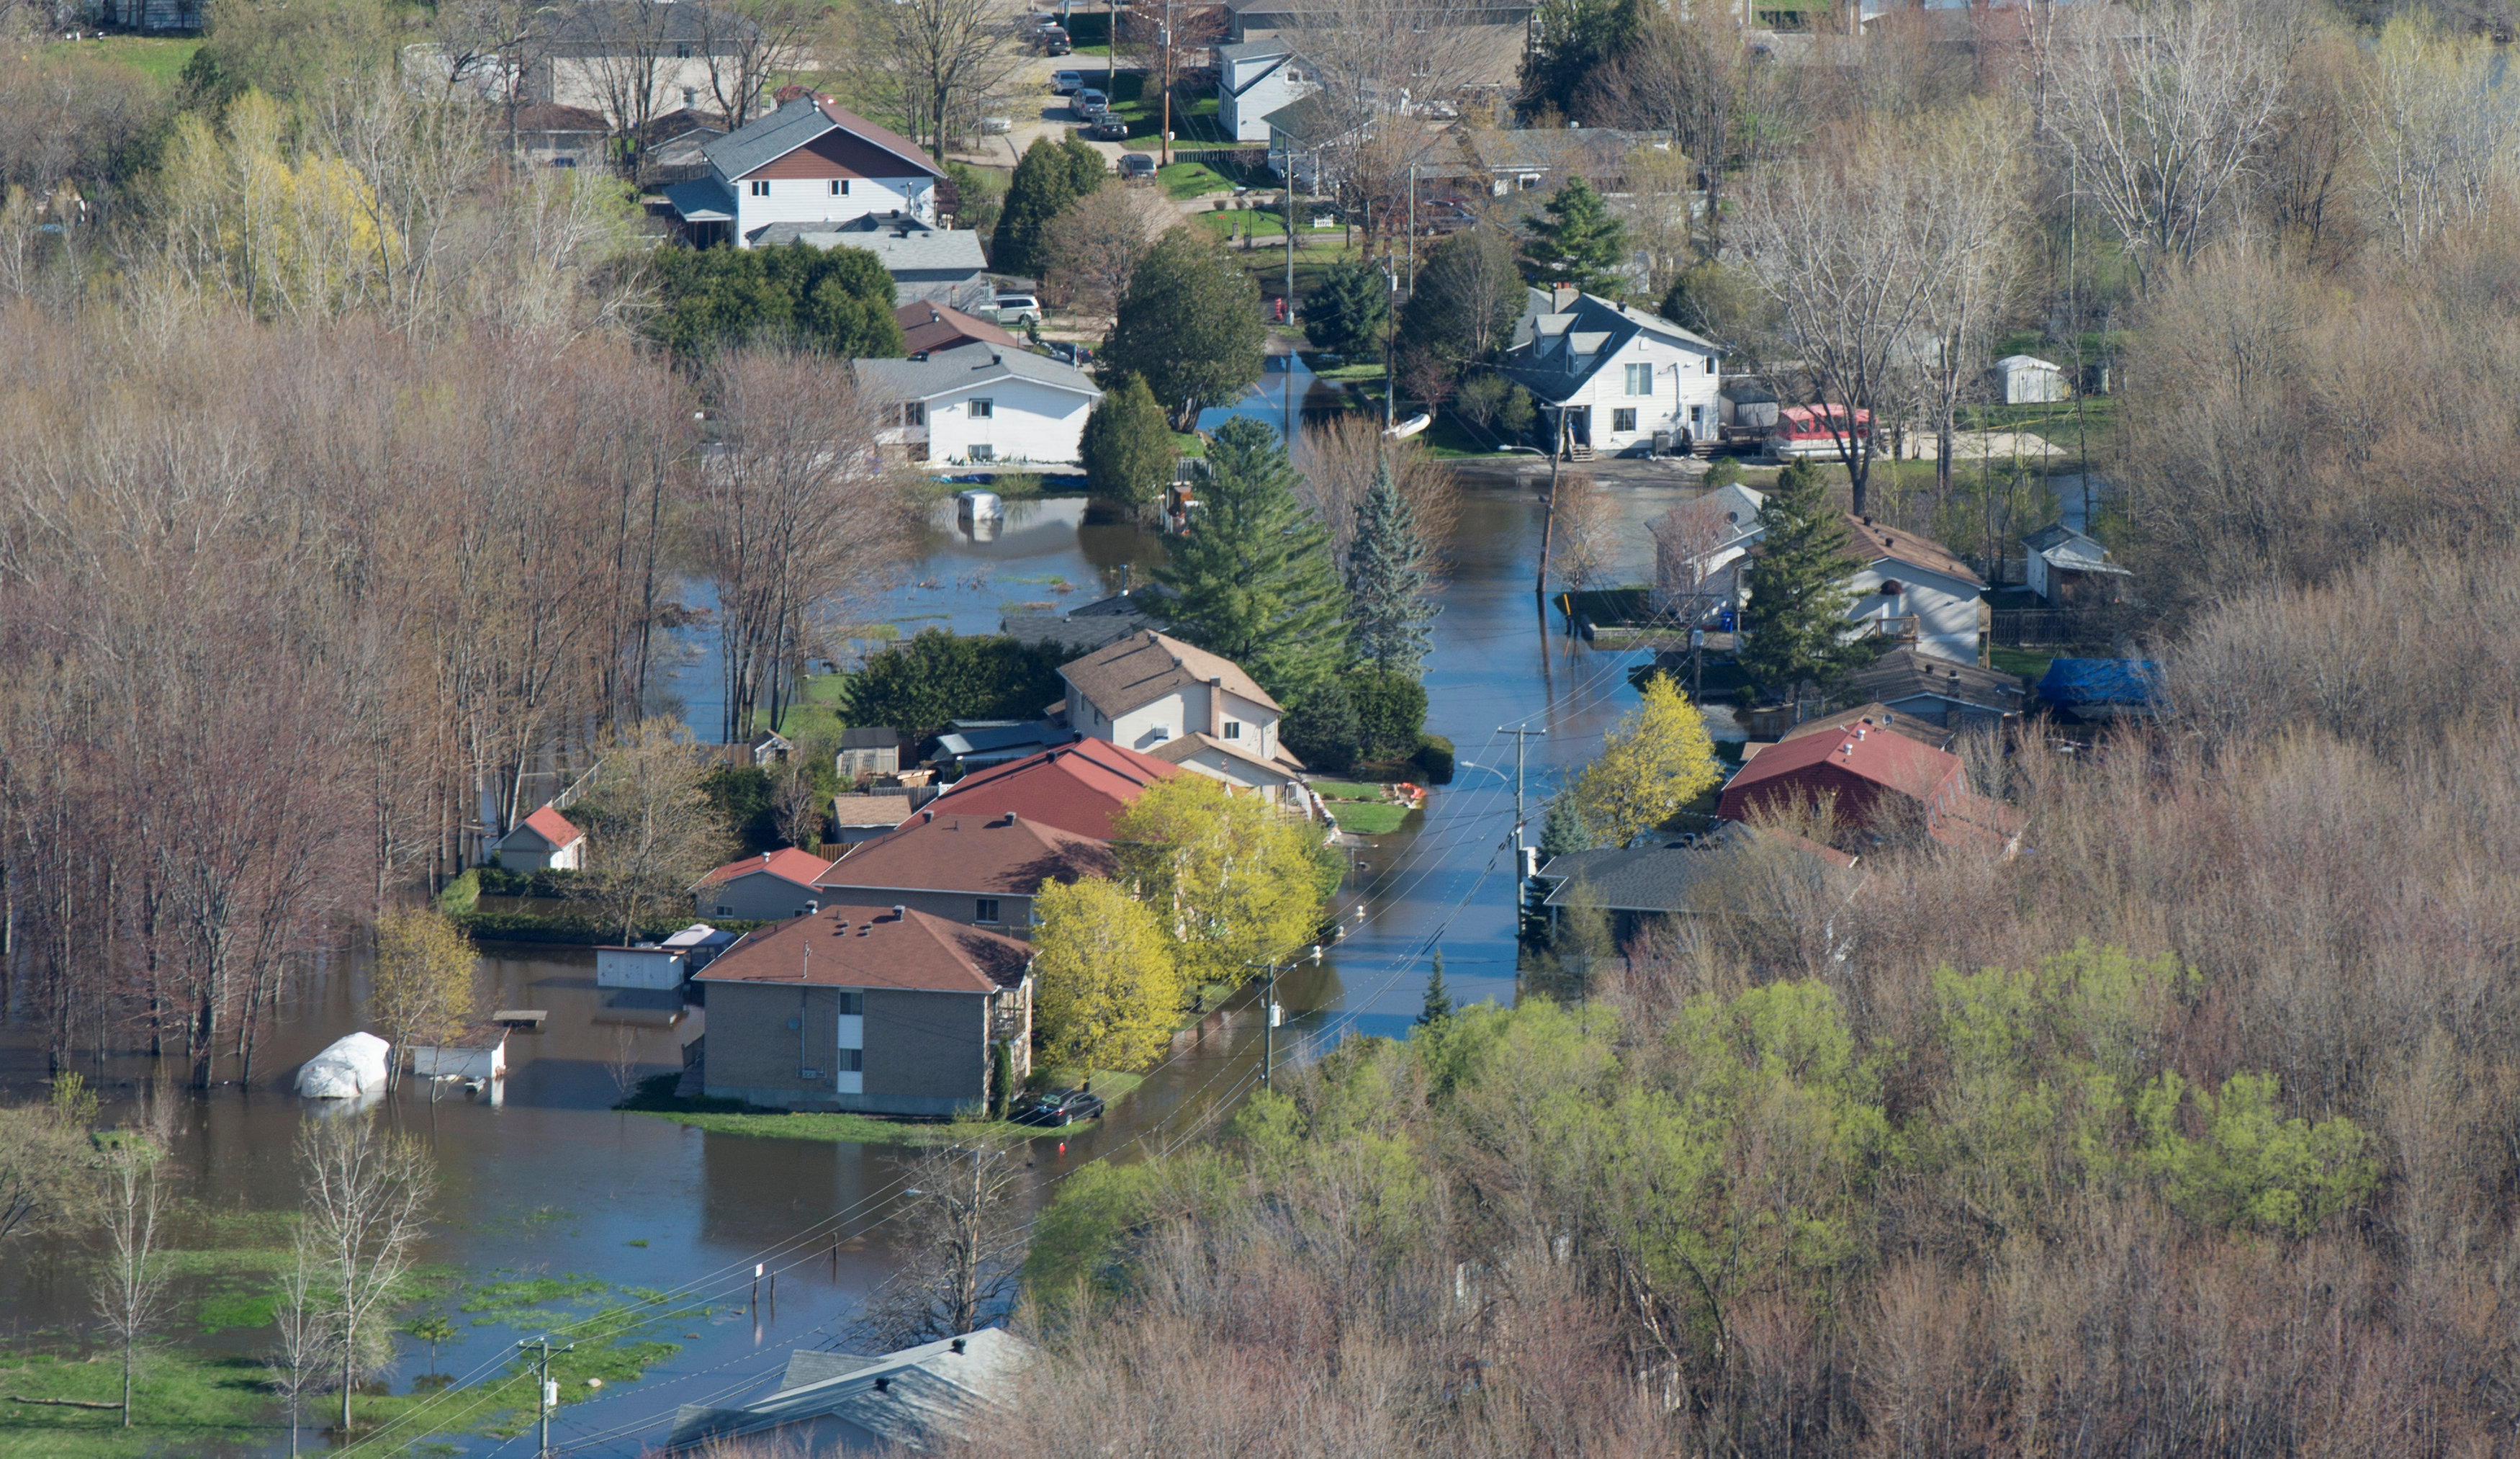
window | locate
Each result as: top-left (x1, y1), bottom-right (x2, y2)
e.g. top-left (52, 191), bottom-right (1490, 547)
top-left (1624, 364), bottom-right (1652, 396)
top-left (835, 1049), bottom-right (863, 1072)
top-left (715, 904), bottom-right (732, 915)
top-left (1705, 356), bottom-right (1716, 374)
top-left (1223, 720), bottom-right (1243, 740)
top-left (1612, 408), bottom-right (1637, 432)
top-left (830, 179), bottom-right (850, 196)
top-left (968, 398), bottom-right (994, 418)
top-left (750, 179), bottom-right (770, 197)
top-left (976, 898), bottom-right (1002, 923)
top-left (836, 990), bottom-right (864, 1016)
top-left (675, 42), bottom-right (693, 58)
top-left (682, 86), bottom-right (697, 107)
top-left (969, 444), bottom-right (995, 462)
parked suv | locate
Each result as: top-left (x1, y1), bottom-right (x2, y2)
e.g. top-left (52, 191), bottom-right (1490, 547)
top-left (1082, 118), bottom-right (1129, 141)
top-left (989, 294), bottom-right (1041, 326)
top-left (1037, 26), bottom-right (1071, 53)
top-left (1012, 1088), bottom-right (1106, 1126)
top-left (1051, 69), bottom-right (1086, 94)
top-left (1118, 153), bottom-right (1157, 180)
top-left (1074, 89), bottom-right (1108, 119)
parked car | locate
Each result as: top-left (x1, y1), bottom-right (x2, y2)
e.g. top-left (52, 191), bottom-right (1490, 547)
top-left (1118, 153), bottom-right (1156, 179)
top-left (1012, 1088), bottom-right (1105, 1126)
top-left (1074, 89), bottom-right (1108, 118)
top-left (1082, 118), bottom-right (1129, 141)
top-left (990, 294), bottom-right (1042, 325)
top-left (1051, 69), bottom-right (1085, 94)
top-left (978, 115), bottom-right (1012, 135)
top-left (1038, 27), bottom-right (1071, 53)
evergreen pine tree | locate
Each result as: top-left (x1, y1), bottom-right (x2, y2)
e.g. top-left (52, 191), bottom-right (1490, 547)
top-left (1522, 177), bottom-right (1631, 297)
top-left (1418, 948), bottom-right (1453, 1027)
top-left (992, 135), bottom-right (1104, 279)
top-left (1283, 678), bottom-right (1363, 771)
top-left (1156, 416), bottom-right (1348, 699)
top-left (1737, 458), bottom-right (1871, 699)
top-left (1346, 459), bottom-right (1436, 677)
top-left (1079, 373), bottom-right (1177, 511)
top-left (1304, 259), bottom-right (1391, 359)
top-left (1539, 788), bottom-right (1593, 860)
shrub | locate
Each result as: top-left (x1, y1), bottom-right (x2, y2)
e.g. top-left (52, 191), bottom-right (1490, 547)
top-left (1413, 734), bottom-right (1454, 784)
top-left (1351, 669), bottom-right (1428, 759)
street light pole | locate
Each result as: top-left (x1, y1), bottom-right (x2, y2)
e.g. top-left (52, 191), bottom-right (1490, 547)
top-left (1495, 727), bottom-right (1544, 852)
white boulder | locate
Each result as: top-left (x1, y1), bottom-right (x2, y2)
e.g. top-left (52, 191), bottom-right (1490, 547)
top-left (295, 1032), bottom-right (392, 1098)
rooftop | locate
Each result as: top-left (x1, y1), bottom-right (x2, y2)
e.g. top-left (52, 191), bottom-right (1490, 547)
top-left (751, 221), bottom-right (989, 276)
top-left (896, 300), bottom-right (1020, 356)
top-left (814, 810), bottom-right (1116, 897)
top-left (702, 94), bottom-right (940, 186)
top-left (1842, 515), bottom-right (1984, 588)
top-left (1148, 730), bottom-right (1305, 780)
top-left (1058, 630), bottom-right (1277, 719)
top-left (692, 905), bottom-right (1030, 995)
top-left (667, 1329), bottom-right (1032, 1453)
top-left (1844, 648), bottom-right (2028, 716)
top-left (1781, 701), bottom-right (1953, 751)
top-left (830, 791), bottom-right (919, 827)
top-left (695, 846), bottom-right (835, 891)
top-left (506, 804), bottom-right (582, 849)
top-left (854, 341), bottom-right (1101, 403)
top-left (926, 740), bottom-right (1179, 840)
top-left (1536, 824), bottom-right (1856, 915)
top-left (1497, 289), bottom-right (1719, 406)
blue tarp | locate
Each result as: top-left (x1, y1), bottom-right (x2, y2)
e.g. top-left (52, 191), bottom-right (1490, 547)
top-left (2038, 658), bottom-right (2159, 709)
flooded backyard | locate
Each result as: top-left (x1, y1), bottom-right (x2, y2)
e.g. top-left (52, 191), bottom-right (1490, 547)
top-left (0, 377), bottom-right (1714, 1454)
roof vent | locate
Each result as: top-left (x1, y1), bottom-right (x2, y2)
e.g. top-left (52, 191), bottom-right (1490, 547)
top-left (1004, 811), bottom-right (1020, 825)
top-left (893, 904), bottom-right (906, 919)
top-left (950, 1337), bottom-right (967, 1354)
top-left (874, 1376), bottom-right (891, 1392)
top-left (922, 809), bottom-right (934, 822)
top-left (991, 352), bottom-right (1002, 364)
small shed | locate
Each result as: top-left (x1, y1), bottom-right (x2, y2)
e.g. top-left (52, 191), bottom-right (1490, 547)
top-left (598, 923), bottom-right (741, 989)
top-left (2021, 522), bottom-right (2130, 605)
top-left (1993, 355), bottom-right (2066, 405)
top-left (410, 1023), bottom-right (508, 1082)
top-left (492, 804), bottom-right (586, 872)
top-left (838, 726), bottom-right (904, 781)
top-left (831, 790), bottom-right (920, 844)
top-left (1719, 380), bottom-right (1779, 431)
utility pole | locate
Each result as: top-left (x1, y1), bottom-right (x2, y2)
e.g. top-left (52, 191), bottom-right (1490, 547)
top-left (1284, 158), bottom-right (1296, 321)
top-left (518, 1335), bottom-right (575, 1459)
top-left (1245, 959), bottom-right (1283, 1087)
top-left (1495, 727), bottom-right (1545, 850)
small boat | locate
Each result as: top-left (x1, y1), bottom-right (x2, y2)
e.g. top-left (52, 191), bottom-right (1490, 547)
top-left (1383, 413), bottom-right (1431, 440)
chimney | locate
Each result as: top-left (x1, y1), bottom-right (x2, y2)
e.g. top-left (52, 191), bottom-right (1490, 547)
top-left (922, 809), bottom-right (934, 823)
top-left (1004, 811), bottom-right (1020, 825)
top-left (774, 84), bottom-right (808, 104)
top-left (1552, 284), bottom-right (1578, 311)
top-left (1209, 675), bottom-right (1225, 737)
top-left (892, 904), bottom-right (906, 919)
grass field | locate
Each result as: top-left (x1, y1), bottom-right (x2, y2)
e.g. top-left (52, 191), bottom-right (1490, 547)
top-left (1158, 161), bottom-right (1233, 199)
top-left (42, 35), bottom-right (198, 89)
top-left (1989, 647), bottom-right (2054, 682)
top-left (618, 1072), bottom-right (1142, 1141)
top-left (1329, 801), bottom-right (1411, 834)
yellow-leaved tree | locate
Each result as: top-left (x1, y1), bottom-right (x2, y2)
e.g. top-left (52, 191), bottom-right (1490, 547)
top-left (1030, 877), bottom-right (1183, 1077)
top-left (1572, 673), bottom-right (1722, 848)
top-left (368, 907), bottom-right (479, 1089)
top-left (1113, 774), bottom-right (1331, 997)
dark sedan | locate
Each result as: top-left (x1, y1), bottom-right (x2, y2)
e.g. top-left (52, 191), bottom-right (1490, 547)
top-left (1012, 1088), bottom-right (1105, 1126)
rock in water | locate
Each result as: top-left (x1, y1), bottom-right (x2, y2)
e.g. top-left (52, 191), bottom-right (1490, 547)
top-left (295, 1032), bottom-right (392, 1097)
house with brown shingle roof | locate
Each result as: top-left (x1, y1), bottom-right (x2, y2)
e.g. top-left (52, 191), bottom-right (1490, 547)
top-left (924, 740), bottom-right (1177, 840)
top-left (812, 810), bottom-right (1115, 931)
top-left (694, 847), bottom-right (837, 921)
top-left (1056, 632), bottom-right (1308, 809)
top-left (492, 804), bottom-right (586, 872)
top-left (1837, 514), bottom-right (1988, 665)
top-left (690, 904), bottom-right (1032, 1113)
top-left (896, 300), bottom-right (1019, 357)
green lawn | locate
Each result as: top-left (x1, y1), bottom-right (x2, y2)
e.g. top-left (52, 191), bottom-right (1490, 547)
top-left (618, 1072), bottom-right (1138, 1142)
top-left (1198, 209), bottom-right (1287, 241)
top-left (1311, 780), bottom-right (1387, 801)
top-left (42, 35), bottom-right (198, 89)
top-left (1158, 161), bottom-right (1233, 199)
top-left (1329, 801), bottom-right (1412, 834)
top-left (1171, 431), bottom-right (1205, 457)
top-left (1989, 647), bottom-right (2053, 682)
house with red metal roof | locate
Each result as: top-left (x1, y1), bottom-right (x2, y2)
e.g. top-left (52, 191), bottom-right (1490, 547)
top-left (922, 740), bottom-right (1178, 840)
top-left (1717, 722), bottom-right (2017, 852)
top-left (694, 847), bottom-right (838, 922)
top-left (492, 804), bottom-right (586, 872)
top-left (690, 904), bottom-right (1032, 1114)
top-left (814, 810), bottom-right (1115, 932)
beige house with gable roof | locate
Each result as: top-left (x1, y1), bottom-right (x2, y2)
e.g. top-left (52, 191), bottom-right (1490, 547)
top-left (1056, 632), bottom-right (1311, 812)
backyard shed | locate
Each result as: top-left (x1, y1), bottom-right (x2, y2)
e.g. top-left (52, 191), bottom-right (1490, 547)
top-left (1993, 355), bottom-right (2066, 405)
top-left (410, 1023), bottom-right (508, 1082)
top-left (598, 924), bottom-right (741, 989)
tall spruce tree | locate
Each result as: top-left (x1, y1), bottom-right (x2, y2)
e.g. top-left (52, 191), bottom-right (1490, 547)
top-left (1737, 459), bottom-right (1871, 699)
top-left (1539, 788), bottom-right (1593, 859)
top-left (992, 133), bottom-right (1106, 279)
top-left (1346, 459), bottom-right (1436, 677)
top-left (1418, 948), bottom-right (1453, 1027)
top-left (1522, 177), bottom-right (1631, 298)
top-left (1156, 417), bottom-right (1346, 699)
top-left (1304, 259), bottom-right (1391, 359)
top-left (1079, 373), bottom-right (1177, 511)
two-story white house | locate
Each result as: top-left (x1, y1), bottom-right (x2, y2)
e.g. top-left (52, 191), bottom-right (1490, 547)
top-left (1056, 632), bottom-right (1310, 811)
top-left (1655, 492), bottom-right (1989, 665)
top-left (855, 343), bottom-right (1102, 467)
top-left (663, 93), bottom-right (945, 248)
top-left (1495, 287), bottom-right (1723, 458)
top-left (1218, 40), bottom-right (1318, 142)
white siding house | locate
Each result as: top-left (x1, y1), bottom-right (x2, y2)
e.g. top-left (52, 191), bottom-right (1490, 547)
top-left (1056, 632), bottom-right (1312, 813)
top-left (1658, 501), bottom-right (1989, 666)
top-left (1497, 287), bottom-right (1723, 457)
top-left (662, 94), bottom-right (945, 248)
top-left (856, 344), bottom-right (1102, 467)
top-left (1218, 40), bottom-right (1316, 142)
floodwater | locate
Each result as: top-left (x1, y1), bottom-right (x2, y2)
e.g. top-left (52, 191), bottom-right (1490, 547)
top-left (0, 372), bottom-right (1710, 1454)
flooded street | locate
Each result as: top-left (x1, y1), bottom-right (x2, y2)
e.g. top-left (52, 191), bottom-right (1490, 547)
top-left (0, 378), bottom-right (1710, 1453)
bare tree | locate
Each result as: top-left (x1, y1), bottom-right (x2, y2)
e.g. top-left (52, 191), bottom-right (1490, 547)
top-left (1294, 413), bottom-right (1461, 568)
top-left (852, 1127), bottom-right (1025, 1349)
top-left (841, 0), bottom-right (1025, 161)
top-left (572, 719), bottom-right (733, 943)
top-left (2351, 14), bottom-right (2518, 263)
top-left (697, 0), bottom-right (821, 129)
top-left (1585, 5), bottom-right (1804, 242)
top-left (297, 1115), bottom-right (435, 1436)
top-left (606, 1025), bottom-right (646, 1100)
top-left (771, 770), bottom-right (824, 850)
top-left (269, 1233), bottom-right (332, 1459)
top-left (1121, 0), bottom-right (1227, 166)
top-left (2046, 0), bottom-right (2300, 290)
top-left (1040, 185), bottom-right (1178, 323)
top-left (573, 0), bottom-right (683, 158)
top-left (1904, 99), bottom-right (2030, 507)
top-left (1552, 470), bottom-right (1617, 595)
top-left (91, 1134), bottom-right (169, 1428)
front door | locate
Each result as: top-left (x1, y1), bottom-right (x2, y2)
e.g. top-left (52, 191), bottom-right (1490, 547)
top-left (1565, 406), bottom-right (1590, 452)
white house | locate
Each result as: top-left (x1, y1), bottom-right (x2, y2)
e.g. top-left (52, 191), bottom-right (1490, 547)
top-left (1218, 40), bottom-right (1317, 143)
top-left (1496, 287), bottom-right (1722, 457)
top-left (598, 924), bottom-right (741, 989)
top-left (1056, 632), bottom-right (1311, 812)
top-left (1655, 495), bottom-right (1989, 665)
top-left (855, 343), bottom-right (1102, 467)
top-left (2021, 521), bottom-right (2130, 606)
top-left (492, 804), bottom-right (586, 871)
top-left (1993, 354), bottom-right (2066, 404)
top-left (1840, 516), bottom-right (1989, 665)
top-left (663, 94), bottom-right (945, 248)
